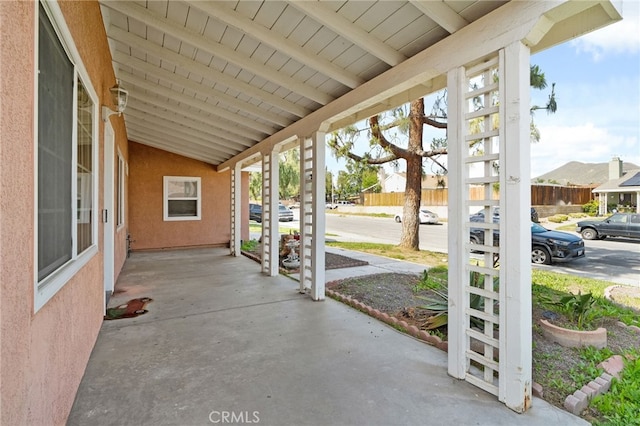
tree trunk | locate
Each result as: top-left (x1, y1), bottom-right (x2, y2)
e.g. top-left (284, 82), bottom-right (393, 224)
top-left (399, 99), bottom-right (424, 250)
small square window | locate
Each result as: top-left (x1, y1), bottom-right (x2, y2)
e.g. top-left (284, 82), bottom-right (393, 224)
top-left (164, 176), bottom-right (201, 221)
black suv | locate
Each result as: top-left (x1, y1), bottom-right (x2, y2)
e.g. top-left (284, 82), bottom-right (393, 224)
top-left (470, 220), bottom-right (585, 264)
top-left (576, 213), bottom-right (640, 240)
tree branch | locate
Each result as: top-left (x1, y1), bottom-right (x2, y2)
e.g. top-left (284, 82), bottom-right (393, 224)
top-left (370, 115), bottom-right (408, 158)
top-left (416, 148), bottom-right (448, 158)
top-left (422, 116), bottom-right (448, 129)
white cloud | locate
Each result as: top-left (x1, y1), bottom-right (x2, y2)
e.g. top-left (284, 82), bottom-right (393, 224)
top-left (571, 0), bottom-right (640, 61)
top-left (530, 123), bottom-right (640, 177)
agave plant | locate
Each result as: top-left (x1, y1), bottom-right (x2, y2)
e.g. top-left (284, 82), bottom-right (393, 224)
top-left (416, 288), bottom-right (449, 330)
top-left (416, 271), bottom-right (487, 330)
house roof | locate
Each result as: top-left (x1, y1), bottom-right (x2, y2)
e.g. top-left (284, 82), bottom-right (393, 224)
top-left (593, 169), bottom-right (640, 193)
top-left (98, 1), bottom-right (622, 169)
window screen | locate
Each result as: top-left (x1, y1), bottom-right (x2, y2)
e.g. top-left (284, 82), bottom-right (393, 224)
top-left (38, 3), bottom-right (74, 281)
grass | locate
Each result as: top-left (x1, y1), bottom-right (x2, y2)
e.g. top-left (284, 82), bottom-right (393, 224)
top-left (591, 349), bottom-right (640, 426)
top-left (325, 210), bottom-right (394, 219)
top-left (249, 223), bottom-right (298, 234)
top-left (532, 271), bottom-right (638, 327)
top-left (325, 241), bottom-right (447, 266)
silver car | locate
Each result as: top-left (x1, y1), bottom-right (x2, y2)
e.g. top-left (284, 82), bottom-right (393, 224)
top-left (394, 208), bottom-right (439, 224)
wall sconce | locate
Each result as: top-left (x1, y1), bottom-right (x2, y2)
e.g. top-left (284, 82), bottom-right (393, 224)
top-left (102, 80), bottom-right (129, 122)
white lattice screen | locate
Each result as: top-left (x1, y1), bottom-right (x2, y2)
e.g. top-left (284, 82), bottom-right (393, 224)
top-left (230, 166), bottom-right (239, 256)
top-left (299, 137), bottom-right (314, 293)
top-left (462, 55), bottom-right (503, 396)
top-left (261, 153), bottom-right (275, 275)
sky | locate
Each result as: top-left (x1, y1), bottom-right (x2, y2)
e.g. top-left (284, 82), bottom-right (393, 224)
top-left (325, 0), bottom-right (640, 180)
top-left (529, 0), bottom-right (640, 178)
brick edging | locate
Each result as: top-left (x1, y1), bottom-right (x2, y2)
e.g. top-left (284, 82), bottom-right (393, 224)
top-left (325, 288), bottom-right (448, 351)
top-left (563, 354), bottom-right (627, 415)
top-left (563, 324), bottom-right (638, 416)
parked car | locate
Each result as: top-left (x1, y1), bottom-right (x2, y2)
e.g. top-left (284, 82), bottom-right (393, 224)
top-left (576, 213), bottom-right (640, 240)
top-left (470, 207), bottom-right (539, 223)
top-left (470, 220), bottom-right (585, 264)
top-left (249, 203), bottom-right (262, 222)
top-left (394, 208), bottom-right (439, 224)
top-left (326, 200), bottom-right (354, 209)
top-left (249, 203), bottom-right (294, 222)
top-left (278, 203), bottom-right (294, 222)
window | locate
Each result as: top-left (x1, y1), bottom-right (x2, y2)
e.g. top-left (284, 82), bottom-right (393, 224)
top-left (35, 2), bottom-right (98, 311)
top-left (116, 151), bottom-right (125, 228)
top-left (163, 177), bottom-right (201, 221)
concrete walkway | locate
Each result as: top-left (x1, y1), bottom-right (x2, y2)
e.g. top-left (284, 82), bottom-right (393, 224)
top-left (68, 248), bottom-right (587, 426)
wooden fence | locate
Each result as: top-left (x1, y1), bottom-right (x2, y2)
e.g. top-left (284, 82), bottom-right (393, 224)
top-left (363, 185), bottom-right (595, 207)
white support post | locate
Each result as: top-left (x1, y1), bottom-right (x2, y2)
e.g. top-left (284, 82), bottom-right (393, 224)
top-left (262, 150), bottom-right (280, 277)
top-left (498, 42), bottom-right (532, 413)
top-left (268, 149), bottom-right (280, 277)
top-left (447, 51), bottom-right (533, 412)
top-left (310, 131), bottom-right (326, 301)
top-left (299, 136), bottom-right (311, 293)
top-left (636, 192), bottom-right (640, 213)
top-left (230, 163), bottom-right (242, 256)
top-left (447, 66), bottom-right (467, 380)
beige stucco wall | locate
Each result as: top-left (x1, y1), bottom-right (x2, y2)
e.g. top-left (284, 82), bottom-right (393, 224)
top-left (128, 142), bottom-right (249, 250)
top-left (0, 2), bottom-right (127, 424)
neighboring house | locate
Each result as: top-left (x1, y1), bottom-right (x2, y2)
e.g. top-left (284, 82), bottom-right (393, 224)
top-left (592, 157), bottom-right (640, 215)
top-left (381, 172), bottom-right (407, 192)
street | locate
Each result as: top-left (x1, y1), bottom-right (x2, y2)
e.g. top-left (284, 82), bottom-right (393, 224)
top-left (316, 213), bottom-right (639, 287)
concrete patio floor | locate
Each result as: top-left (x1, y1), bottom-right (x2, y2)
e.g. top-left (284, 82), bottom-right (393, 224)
top-left (68, 248), bottom-right (587, 426)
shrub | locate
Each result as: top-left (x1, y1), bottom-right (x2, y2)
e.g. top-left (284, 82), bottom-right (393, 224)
top-left (582, 199), bottom-right (599, 215)
top-left (241, 239), bottom-right (259, 252)
top-left (548, 214), bottom-right (569, 223)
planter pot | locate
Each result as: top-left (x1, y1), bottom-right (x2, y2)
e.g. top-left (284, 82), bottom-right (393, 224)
top-left (539, 319), bottom-right (607, 349)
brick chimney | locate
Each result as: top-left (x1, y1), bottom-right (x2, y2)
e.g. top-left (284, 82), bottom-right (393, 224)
top-left (609, 157), bottom-right (623, 180)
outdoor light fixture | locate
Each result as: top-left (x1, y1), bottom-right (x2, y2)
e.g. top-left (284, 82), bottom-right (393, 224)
top-left (102, 79), bottom-right (129, 122)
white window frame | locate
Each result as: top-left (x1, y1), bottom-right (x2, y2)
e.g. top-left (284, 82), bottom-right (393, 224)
top-left (34, 1), bottom-right (99, 312)
top-left (163, 176), bottom-right (202, 221)
top-left (116, 149), bottom-right (126, 229)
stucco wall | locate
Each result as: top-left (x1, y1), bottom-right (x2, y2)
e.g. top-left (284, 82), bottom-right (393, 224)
top-left (0, 2), bottom-right (125, 424)
top-left (128, 142), bottom-right (249, 250)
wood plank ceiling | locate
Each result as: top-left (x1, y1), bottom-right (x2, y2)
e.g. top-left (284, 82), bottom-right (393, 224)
top-left (99, 0), bottom-right (507, 166)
